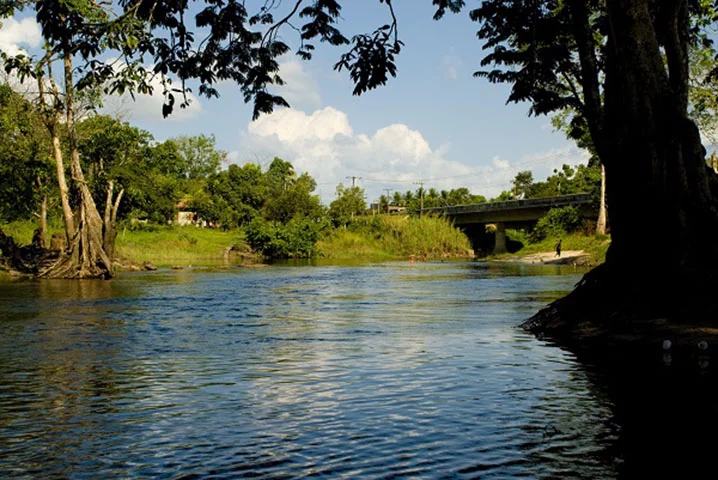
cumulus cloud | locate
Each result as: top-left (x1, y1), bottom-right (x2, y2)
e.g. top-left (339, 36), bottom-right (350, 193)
top-left (234, 106), bottom-right (591, 203)
top-left (273, 58), bottom-right (322, 111)
top-left (0, 17), bottom-right (41, 56)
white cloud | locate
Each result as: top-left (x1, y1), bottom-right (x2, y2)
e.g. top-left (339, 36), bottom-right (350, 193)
top-left (273, 58), bottom-right (322, 111)
top-left (101, 71), bottom-right (203, 123)
top-left (492, 157), bottom-right (510, 169)
top-left (478, 147), bottom-right (591, 196)
top-left (249, 106), bottom-right (351, 142)
top-left (235, 106), bottom-right (591, 203)
top-left (0, 17), bottom-right (41, 56)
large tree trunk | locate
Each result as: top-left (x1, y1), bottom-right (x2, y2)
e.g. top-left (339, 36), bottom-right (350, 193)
top-left (39, 194), bottom-right (47, 249)
top-left (39, 53), bottom-right (113, 279)
top-left (602, 0), bottom-right (718, 283)
top-left (525, 0), bottom-right (718, 334)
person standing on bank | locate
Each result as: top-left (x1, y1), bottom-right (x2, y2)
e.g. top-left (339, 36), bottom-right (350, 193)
top-left (555, 239), bottom-right (562, 258)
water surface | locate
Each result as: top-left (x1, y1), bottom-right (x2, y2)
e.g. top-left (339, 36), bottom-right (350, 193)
top-left (0, 262), bottom-right (627, 478)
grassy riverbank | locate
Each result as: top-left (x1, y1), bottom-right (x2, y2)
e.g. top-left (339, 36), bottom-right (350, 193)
top-left (318, 215), bottom-right (473, 260)
top-left (2, 216), bottom-right (473, 271)
top-left (115, 226), bottom-right (251, 267)
top-left (0, 220), bottom-right (252, 269)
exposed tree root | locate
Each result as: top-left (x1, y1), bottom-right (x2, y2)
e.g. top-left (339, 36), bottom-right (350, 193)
top-left (0, 224), bottom-right (111, 280)
top-left (0, 229), bottom-right (59, 276)
top-left (37, 223), bottom-right (112, 279)
top-left (522, 263), bottom-right (718, 352)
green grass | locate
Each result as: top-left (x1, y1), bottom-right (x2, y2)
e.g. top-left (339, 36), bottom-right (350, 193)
top-left (0, 219), bottom-right (63, 245)
top-left (115, 225), bottom-right (248, 266)
top-left (0, 220), bottom-right (249, 267)
top-left (318, 215), bottom-right (473, 260)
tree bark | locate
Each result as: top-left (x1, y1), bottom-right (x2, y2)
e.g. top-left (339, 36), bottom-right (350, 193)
top-left (51, 131), bottom-right (74, 246)
top-left (102, 181), bottom-right (124, 260)
top-left (602, 0), bottom-right (718, 279)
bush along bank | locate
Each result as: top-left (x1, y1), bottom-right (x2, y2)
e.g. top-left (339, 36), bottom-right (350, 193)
top-left (318, 215), bottom-right (473, 260)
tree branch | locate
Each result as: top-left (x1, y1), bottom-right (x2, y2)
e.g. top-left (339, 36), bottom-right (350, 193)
top-left (567, 0), bottom-right (606, 158)
top-left (263, 0), bottom-right (304, 47)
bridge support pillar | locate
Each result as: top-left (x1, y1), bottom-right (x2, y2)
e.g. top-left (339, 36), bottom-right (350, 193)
top-left (494, 222), bottom-right (507, 255)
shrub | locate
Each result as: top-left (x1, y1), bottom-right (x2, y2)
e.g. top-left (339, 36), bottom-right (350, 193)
top-left (245, 217), bottom-right (328, 258)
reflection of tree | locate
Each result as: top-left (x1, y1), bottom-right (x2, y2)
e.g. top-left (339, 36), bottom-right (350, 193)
top-left (0, 278), bottom-right (143, 476)
top-left (561, 348), bottom-right (718, 477)
top-left (513, 359), bottom-right (619, 477)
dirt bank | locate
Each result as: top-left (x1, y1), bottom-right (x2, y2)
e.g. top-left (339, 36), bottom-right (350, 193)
top-left (493, 250), bottom-right (593, 266)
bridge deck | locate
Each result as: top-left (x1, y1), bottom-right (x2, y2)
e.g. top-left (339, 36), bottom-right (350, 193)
top-left (424, 193), bottom-right (593, 225)
top-left (425, 193), bottom-right (592, 216)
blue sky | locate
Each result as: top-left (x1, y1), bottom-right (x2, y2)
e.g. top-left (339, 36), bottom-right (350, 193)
top-left (0, 3), bottom-right (590, 204)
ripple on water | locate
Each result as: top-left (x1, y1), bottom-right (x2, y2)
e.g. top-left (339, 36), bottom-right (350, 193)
top-left (0, 263), bottom-right (619, 478)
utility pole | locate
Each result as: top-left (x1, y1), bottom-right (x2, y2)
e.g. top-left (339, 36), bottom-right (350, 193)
top-left (413, 181), bottom-right (425, 216)
top-left (383, 188), bottom-right (392, 213)
top-left (346, 176), bottom-right (362, 187)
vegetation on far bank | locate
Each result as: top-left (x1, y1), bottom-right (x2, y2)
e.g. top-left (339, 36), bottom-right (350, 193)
top-left (0, 214), bottom-right (474, 270)
top-left (318, 215), bottom-right (473, 260)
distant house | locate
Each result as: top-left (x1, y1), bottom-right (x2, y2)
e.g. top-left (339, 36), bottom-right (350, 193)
top-left (175, 199), bottom-right (204, 226)
top-left (388, 205), bottom-right (407, 215)
top-left (176, 210), bottom-right (198, 226)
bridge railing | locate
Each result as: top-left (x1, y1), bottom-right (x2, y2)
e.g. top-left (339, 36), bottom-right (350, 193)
top-left (423, 193), bottom-right (593, 216)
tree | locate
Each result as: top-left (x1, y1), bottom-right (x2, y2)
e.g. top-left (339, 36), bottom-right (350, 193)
top-left (171, 134), bottom-right (225, 180)
top-left (470, 0), bottom-right (718, 327)
top-left (2, 0), bottom-right (150, 278)
top-left (329, 183), bottom-right (366, 227)
top-left (262, 159), bottom-right (324, 223)
top-left (77, 115), bottom-right (154, 258)
top-left (379, 194), bottom-right (390, 213)
top-left (195, 163), bottom-right (266, 228)
top-left (0, 83), bottom-right (53, 242)
top-left (511, 171), bottom-right (533, 199)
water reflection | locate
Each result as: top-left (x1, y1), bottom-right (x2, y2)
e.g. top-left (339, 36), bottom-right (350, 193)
top-left (0, 262), bottom-right (707, 477)
top-left (567, 345), bottom-right (718, 478)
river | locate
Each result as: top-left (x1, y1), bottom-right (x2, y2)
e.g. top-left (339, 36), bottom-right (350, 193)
top-left (0, 261), bottom-right (715, 478)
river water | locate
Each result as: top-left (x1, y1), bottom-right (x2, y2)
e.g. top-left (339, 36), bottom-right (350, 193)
top-left (0, 261), bottom-right (714, 478)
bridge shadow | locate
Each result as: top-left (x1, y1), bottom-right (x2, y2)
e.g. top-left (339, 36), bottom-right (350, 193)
top-left (461, 225), bottom-right (524, 257)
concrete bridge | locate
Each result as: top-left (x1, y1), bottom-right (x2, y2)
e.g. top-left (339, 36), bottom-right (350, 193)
top-left (424, 193), bottom-right (594, 254)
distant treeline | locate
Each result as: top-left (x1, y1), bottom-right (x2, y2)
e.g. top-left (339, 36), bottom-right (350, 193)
top-left (0, 83), bottom-right (601, 258)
